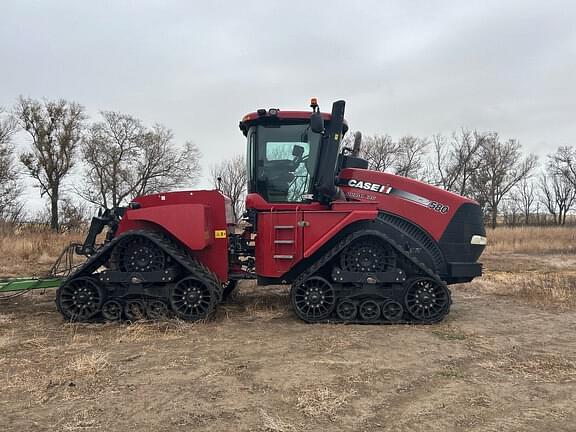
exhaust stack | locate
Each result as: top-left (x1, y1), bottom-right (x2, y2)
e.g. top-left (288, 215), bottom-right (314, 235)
top-left (352, 131), bottom-right (362, 157)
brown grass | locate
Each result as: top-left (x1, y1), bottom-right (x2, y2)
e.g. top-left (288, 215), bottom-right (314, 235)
top-left (5, 350), bottom-right (116, 402)
top-left (67, 351), bottom-right (111, 375)
top-left (480, 351), bottom-right (576, 383)
top-left (477, 271), bottom-right (576, 308)
top-left (486, 226), bottom-right (576, 254)
top-left (0, 227), bottom-right (84, 277)
top-left (260, 410), bottom-right (298, 432)
top-left (296, 386), bottom-right (356, 419)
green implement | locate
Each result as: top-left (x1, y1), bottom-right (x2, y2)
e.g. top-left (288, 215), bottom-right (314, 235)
top-left (0, 277), bottom-right (62, 293)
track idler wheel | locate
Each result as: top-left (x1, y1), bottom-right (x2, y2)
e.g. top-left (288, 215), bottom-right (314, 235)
top-left (169, 276), bottom-right (215, 321)
top-left (56, 277), bottom-right (104, 322)
top-left (336, 299), bottom-right (357, 321)
top-left (102, 300), bottom-right (123, 321)
top-left (358, 300), bottom-right (380, 322)
top-left (404, 277), bottom-right (450, 323)
top-left (291, 276), bottom-right (336, 322)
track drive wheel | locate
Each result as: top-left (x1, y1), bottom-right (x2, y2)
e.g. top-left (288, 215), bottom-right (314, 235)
top-left (56, 277), bottom-right (104, 322)
top-left (340, 238), bottom-right (395, 273)
top-left (291, 276), bottom-right (336, 322)
top-left (169, 276), bottom-right (216, 321)
top-left (404, 277), bottom-right (450, 323)
top-left (111, 234), bottom-right (167, 272)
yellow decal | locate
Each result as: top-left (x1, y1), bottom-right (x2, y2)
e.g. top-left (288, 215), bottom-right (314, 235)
top-left (214, 230), bottom-right (227, 239)
top-left (334, 133), bottom-right (339, 140)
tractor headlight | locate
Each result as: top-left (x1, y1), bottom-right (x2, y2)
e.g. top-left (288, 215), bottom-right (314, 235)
top-left (470, 235), bottom-right (487, 245)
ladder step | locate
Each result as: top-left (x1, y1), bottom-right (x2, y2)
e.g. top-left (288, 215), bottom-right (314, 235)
top-left (274, 240), bottom-right (294, 244)
top-left (273, 255), bottom-right (294, 259)
top-left (274, 225), bottom-right (294, 229)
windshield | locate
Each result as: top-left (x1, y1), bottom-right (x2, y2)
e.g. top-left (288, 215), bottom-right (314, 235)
top-left (249, 123), bottom-right (321, 202)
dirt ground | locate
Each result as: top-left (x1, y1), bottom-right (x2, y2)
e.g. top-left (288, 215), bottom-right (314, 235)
top-left (1, 253), bottom-right (576, 432)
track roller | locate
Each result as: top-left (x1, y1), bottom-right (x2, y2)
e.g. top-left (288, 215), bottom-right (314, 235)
top-left (147, 300), bottom-right (169, 319)
top-left (101, 300), bottom-right (123, 321)
top-left (125, 300), bottom-right (147, 321)
top-left (358, 300), bottom-right (380, 322)
top-left (381, 300), bottom-right (403, 322)
top-left (336, 299), bottom-right (357, 321)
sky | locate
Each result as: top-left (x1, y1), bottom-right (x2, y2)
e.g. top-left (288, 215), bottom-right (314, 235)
top-left (1, 0), bottom-right (575, 210)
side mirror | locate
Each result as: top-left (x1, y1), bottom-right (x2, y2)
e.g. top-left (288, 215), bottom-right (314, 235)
top-left (310, 112), bottom-right (324, 133)
top-left (292, 145), bottom-right (305, 158)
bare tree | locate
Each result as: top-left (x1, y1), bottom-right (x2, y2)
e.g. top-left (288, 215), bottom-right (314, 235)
top-left (210, 155), bottom-right (247, 223)
top-left (59, 197), bottom-right (90, 232)
top-left (0, 108), bottom-right (23, 221)
top-left (80, 111), bottom-right (201, 208)
top-left (539, 172), bottom-right (576, 225)
top-left (511, 178), bottom-right (536, 225)
top-left (501, 196), bottom-right (521, 226)
top-left (470, 134), bottom-right (537, 228)
top-left (345, 132), bottom-right (428, 179)
top-left (134, 126), bottom-right (201, 197)
top-left (357, 134), bottom-right (400, 172)
top-left (14, 97), bottom-right (85, 230)
top-left (394, 135), bottom-right (429, 179)
top-left (548, 146), bottom-right (576, 187)
top-left (433, 129), bottom-right (483, 196)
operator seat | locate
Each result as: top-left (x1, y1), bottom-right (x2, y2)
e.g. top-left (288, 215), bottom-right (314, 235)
top-left (262, 160), bottom-right (296, 202)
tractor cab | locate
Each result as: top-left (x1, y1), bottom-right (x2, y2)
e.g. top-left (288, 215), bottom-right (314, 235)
top-left (239, 100), bottom-right (356, 205)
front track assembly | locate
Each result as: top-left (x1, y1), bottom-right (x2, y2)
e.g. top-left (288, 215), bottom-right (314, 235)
top-left (291, 235), bottom-right (452, 324)
top-left (56, 230), bottom-right (223, 323)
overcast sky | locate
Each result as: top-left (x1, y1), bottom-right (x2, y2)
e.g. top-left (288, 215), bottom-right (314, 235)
top-left (1, 0), bottom-right (575, 207)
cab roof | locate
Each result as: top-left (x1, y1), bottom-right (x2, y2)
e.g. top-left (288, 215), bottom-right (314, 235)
top-left (239, 110), bottom-right (348, 136)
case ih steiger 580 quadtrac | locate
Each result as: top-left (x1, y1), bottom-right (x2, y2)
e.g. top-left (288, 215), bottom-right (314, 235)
top-left (51, 99), bottom-right (485, 324)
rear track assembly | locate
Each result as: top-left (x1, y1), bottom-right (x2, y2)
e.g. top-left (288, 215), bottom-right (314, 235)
top-left (55, 230), bottom-right (223, 322)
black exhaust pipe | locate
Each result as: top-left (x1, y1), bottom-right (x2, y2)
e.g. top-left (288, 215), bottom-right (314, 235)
top-left (314, 100), bottom-right (346, 202)
top-left (352, 131), bottom-right (362, 157)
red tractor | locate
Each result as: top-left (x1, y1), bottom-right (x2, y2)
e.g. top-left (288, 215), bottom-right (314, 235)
top-left (56, 99), bottom-right (485, 324)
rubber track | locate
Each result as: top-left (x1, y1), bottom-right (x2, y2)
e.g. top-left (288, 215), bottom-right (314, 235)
top-left (291, 226), bottom-right (451, 324)
top-left (57, 230), bottom-right (223, 319)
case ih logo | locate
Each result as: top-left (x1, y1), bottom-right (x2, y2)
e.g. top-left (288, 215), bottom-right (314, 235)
top-left (343, 178), bottom-right (450, 214)
top-left (347, 179), bottom-right (392, 194)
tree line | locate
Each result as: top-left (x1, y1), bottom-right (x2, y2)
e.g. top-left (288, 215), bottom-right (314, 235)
top-left (1, 96), bottom-right (575, 230)
top-left (347, 131), bottom-right (576, 228)
top-left (0, 97), bottom-right (201, 230)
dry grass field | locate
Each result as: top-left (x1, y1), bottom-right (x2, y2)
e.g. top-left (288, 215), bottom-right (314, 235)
top-left (1, 226), bottom-right (576, 431)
